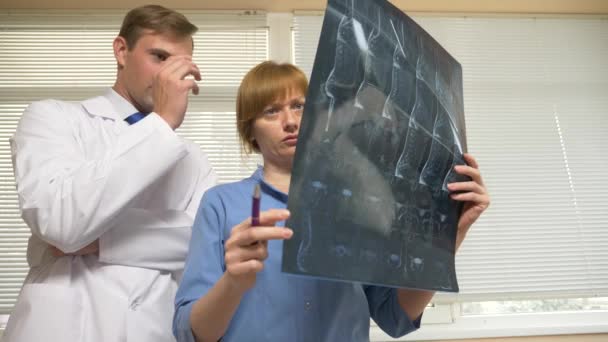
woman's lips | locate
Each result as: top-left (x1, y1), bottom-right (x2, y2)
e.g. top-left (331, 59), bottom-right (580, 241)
top-left (283, 135), bottom-right (298, 146)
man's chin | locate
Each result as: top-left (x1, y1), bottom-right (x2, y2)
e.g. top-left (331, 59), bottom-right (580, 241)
top-left (139, 100), bottom-right (154, 114)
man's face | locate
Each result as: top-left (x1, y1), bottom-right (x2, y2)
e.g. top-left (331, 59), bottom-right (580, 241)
top-left (114, 30), bottom-right (194, 113)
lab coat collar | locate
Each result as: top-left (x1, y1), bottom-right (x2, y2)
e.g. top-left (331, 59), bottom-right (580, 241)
top-left (81, 88), bottom-right (139, 121)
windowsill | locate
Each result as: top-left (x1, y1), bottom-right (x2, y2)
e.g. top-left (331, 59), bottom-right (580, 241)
top-left (0, 314), bottom-right (7, 338)
top-left (0, 311), bottom-right (608, 342)
top-left (371, 311), bottom-right (608, 341)
top-left (3, 311), bottom-right (608, 341)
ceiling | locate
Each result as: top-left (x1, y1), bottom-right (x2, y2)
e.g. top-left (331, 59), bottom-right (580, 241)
top-left (1, 0), bottom-right (608, 14)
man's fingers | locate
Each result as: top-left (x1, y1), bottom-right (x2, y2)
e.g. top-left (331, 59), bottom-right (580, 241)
top-left (160, 55), bottom-right (192, 73)
top-left (49, 246), bottom-right (65, 257)
top-left (183, 79), bottom-right (199, 95)
top-left (162, 57), bottom-right (200, 81)
top-left (172, 62), bottom-right (201, 82)
top-left (79, 242), bottom-right (99, 255)
top-left (50, 240), bottom-right (99, 257)
top-left (156, 57), bottom-right (186, 78)
top-left (156, 57), bottom-right (200, 85)
top-left (158, 62), bottom-right (200, 96)
top-left (191, 63), bottom-right (202, 81)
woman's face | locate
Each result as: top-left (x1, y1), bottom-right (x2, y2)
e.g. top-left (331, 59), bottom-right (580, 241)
top-left (252, 88), bottom-right (305, 170)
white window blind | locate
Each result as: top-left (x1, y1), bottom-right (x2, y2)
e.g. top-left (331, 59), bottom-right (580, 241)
top-left (292, 14), bottom-right (323, 78)
top-left (0, 9), bottom-right (266, 315)
top-left (293, 13), bottom-right (608, 301)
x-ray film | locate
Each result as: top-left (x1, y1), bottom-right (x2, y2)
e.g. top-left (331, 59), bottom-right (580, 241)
top-left (282, 0), bottom-right (469, 292)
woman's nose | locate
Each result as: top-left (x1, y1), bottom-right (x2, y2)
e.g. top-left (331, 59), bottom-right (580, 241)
top-left (283, 109), bottom-right (300, 131)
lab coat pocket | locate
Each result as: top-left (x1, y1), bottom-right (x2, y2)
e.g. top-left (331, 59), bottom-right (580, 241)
top-left (2, 284), bottom-right (84, 342)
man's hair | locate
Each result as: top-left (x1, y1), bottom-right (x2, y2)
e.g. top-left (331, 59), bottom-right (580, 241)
top-left (119, 5), bottom-right (198, 49)
top-left (236, 61), bottom-right (308, 154)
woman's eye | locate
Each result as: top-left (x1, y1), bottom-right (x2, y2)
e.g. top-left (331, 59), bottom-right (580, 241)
top-left (292, 102), bottom-right (305, 110)
top-left (262, 108), bottom-right (279, 116)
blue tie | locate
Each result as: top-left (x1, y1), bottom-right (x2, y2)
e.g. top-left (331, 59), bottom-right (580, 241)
top-left (124, 112), bottom-right (148, 125)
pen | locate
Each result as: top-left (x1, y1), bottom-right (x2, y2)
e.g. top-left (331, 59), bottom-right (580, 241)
top-left (251, 183), bottom-right (261, 226)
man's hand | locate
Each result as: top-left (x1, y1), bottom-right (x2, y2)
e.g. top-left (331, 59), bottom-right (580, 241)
top-left (152, 55), bottom-right (201, 130)
top-left (50, 240), bottom-right (99, 257)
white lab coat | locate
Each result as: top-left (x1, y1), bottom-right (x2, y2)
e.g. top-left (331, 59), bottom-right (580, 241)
top-left (2, 90), bottom-right (217, 342)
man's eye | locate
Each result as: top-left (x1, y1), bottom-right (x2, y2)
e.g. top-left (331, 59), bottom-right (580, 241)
top-left (154, 54), bottom-right (167, 61)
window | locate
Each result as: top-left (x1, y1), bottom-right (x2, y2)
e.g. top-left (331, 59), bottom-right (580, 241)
top-left (293, 11), bottom-right (608, 340)
top-left (0, 9), bottom-right (267, 319)
top-left (1, 8), bottom-right (607, 339)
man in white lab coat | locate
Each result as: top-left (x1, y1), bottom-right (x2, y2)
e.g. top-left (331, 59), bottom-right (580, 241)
top-left (3, 5), bottom-right (217, 342)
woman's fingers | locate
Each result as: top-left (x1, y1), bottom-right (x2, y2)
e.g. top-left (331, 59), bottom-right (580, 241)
top-left (226, 259), bottom-right (265, 275)
top-left (226, 227), bottom-right (292, 249)
top-left (232, 209), bottom-right (291, 234)
top-left (258, 209), bottom-right (291, 226)
top-left (450, 191), bottom-right (489, 203)
top-left (449, 154), bottom-right (490, 207)
top-left (463, 153), bottom-right (479, 169)
top-left (453, 164), bottom-right (483, 184)
top-left (224, 208), bottom-right (293, 279)
top-left (225, 242), bottom-right (269, 265)
top-left (450, 153), bottom-right (486, 188)
top-left (447, 181), bottom-right (485, 195)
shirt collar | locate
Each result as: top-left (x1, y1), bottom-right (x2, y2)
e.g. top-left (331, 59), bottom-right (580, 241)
top-left (251, 166), bottom-right (289, 203)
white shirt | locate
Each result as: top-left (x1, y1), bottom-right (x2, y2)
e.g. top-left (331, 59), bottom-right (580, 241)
top-left (3, 89), bottom-right (217, 342)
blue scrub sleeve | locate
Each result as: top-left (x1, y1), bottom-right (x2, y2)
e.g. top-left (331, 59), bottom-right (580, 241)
top-left (364, 285), bottom-right (422, 338)
top-left (173, 189), bottom-right (227, 342)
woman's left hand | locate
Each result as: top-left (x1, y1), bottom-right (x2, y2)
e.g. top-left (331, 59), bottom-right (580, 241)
top-left (447, 153), bottom-right (490, 252)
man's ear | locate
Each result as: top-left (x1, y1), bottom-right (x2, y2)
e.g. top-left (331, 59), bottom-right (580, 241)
top-left (113, 36), bottom-right (128, 69)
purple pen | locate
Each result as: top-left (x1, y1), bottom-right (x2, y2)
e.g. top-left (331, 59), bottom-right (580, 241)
top-left (251, 183), bottom-right (261, 226)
